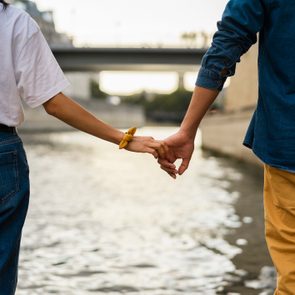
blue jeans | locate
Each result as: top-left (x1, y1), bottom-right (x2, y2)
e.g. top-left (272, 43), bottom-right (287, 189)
top-left (0, 130), bottom-right (30, 295)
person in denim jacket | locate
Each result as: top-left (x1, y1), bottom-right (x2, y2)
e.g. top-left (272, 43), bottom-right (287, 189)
top-left (159, 0), bottom-right (295, 293)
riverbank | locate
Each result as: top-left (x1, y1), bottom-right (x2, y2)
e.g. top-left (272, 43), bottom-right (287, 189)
top-left (210, 153), bottom-right (275, 294)
top-left (200, 110), bottom-right (261, 167)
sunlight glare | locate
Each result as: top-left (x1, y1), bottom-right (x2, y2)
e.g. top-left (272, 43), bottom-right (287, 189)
top-left (100, 71), bottom-right (179, 95)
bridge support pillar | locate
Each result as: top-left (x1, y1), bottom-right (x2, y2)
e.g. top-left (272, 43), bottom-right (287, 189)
top-left (178, 71), bottom-right (185, 89)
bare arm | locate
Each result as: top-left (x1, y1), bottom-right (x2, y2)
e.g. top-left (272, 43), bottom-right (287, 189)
top-left (159, 86), bottom-right (219, 177)
top-left (43, 92), bottom-right (165, 157)
top-left (180, 86), bottom-right (219, 139)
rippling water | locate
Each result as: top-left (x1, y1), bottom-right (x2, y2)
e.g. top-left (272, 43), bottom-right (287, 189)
top-left (16, 127), bottom-right (273, 295)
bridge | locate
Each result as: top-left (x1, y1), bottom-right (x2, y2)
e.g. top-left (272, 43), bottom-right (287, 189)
top-left (52, 47), bottom-right (207, 72)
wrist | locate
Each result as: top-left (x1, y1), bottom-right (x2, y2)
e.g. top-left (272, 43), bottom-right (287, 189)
top-left (118, 127), bottom-right (137, 149)
top-left (179, 125), bottom-right (198, 141)
top-left (112, 130), bottom-right (125, 145)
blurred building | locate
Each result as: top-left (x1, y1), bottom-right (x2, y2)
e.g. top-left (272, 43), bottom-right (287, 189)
top-left (200, 44), bottom-right (260, 166)
top-left (225, 44), bottom-right (258, 112)
top-left (12, 0), bottom-right (73, 47)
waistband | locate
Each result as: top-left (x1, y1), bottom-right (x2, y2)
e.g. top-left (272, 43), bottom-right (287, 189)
top-left (0, 124), bottom-right (16, 134)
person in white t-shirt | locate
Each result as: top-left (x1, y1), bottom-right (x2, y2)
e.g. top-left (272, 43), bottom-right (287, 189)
top-left (0, 2), bottom-right (170, 293)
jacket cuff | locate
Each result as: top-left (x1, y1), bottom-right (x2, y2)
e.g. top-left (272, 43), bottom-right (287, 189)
top-left (196, 67), bottom-right (226, 91)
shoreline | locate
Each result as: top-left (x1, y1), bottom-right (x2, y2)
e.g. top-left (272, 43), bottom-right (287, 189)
top-left (207, 152), bottom-right (275, 294)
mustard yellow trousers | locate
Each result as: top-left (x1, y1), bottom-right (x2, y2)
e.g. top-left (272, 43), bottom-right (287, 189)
top-left (264, 164), bottom-right (295, 294)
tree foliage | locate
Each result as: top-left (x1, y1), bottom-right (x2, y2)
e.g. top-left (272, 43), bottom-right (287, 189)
top-left (90, 79), bottom-right (108, 99)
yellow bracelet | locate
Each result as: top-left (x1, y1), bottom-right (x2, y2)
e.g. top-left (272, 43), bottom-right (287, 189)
top-left (119, 127), bottom-right (137, 149)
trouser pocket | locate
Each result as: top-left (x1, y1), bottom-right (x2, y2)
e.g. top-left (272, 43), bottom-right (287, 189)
top-left (0, 150), bottom-right (19, 204)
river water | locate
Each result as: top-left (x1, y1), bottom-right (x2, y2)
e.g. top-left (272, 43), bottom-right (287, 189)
top-left (16, 127), bottom-right (274, 295)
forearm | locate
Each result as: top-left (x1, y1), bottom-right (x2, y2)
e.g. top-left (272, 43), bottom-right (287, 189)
top-left (180, 86), bottom-right (219, 138)
top-left (43, 93), bottom-right (124, 144)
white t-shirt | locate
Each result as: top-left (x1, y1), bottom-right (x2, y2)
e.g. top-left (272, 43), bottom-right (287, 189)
top-left (0, 4), bottom-right (70, 126)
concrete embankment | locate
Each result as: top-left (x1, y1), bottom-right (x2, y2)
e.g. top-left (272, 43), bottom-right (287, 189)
top-left (19, 99), bottom-right (145, 132)
top-left (200, 110), bottom-right (262, 167)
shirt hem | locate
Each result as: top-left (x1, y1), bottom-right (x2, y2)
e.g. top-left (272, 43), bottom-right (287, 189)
top-left (243, 142), bottom-right (295, 173)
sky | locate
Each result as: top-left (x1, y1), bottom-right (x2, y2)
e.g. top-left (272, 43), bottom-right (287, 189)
top-left (34, 0), bottom-right (229, 47)
top-left (33, 0), bottom-right (229, 94)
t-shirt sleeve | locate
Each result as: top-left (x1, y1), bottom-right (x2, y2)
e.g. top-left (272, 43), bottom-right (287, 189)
top-left (14, 26), bottom-right (70, 108)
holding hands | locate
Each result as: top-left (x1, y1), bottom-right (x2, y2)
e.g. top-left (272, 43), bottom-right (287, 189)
top-left (125, 134), bottom-right (169, 159)
top-left (157, 131), bottom-right (195, 179)
top-left (45, 86), bottom-right (219, 179)
top-left (155, 86), bottom-right (220, 178)
top-left (134, 86), bottom-right (218, 178)
top-left (122, 127), bottom-right (195, 179)
top-left (121, 127), bottom-right (170, 160)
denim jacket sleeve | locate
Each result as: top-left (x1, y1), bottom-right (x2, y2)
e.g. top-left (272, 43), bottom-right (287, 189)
top-left (196, 0), bottom-right (266, 91)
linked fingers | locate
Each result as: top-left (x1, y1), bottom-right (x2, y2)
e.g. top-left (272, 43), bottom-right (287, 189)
top-left (159, 165), bottom-right (177, 179)
top-left (158, 158), bottom-right (176, 170)
top-left (148, 140), bottom-right (167, 158)
top-left (160, 165), bottom-right (177, 174)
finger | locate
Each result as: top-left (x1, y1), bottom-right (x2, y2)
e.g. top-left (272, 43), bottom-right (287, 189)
top-left (160, 141), bottom-right (170, 154)
top-left (152, 150), bottom-right (159, 159)
top-left (178, 158), bottom-right (190, 175)
top-left (160, 164), bottom-right (177, 172)
top-left (156, 145), bottom-right (166, 158)
top-left (146, 147), bottom-right (158, 159)
top-left (160, 165), bottom-right (178, 175)
top-left (161, 141), bottom-right (170, 158)
top-left (168, 172), bottom-right (177, 179)
top-left (164, 147), bottom-right (176, 163)
top-left (149, 141), bottom-right (166, 158)
top-left (158, 158), bottom-right (176, 169)
top-left (162, 165), bottom-right (177, 173)
top-left (160, 167), bottom-right (176, 179)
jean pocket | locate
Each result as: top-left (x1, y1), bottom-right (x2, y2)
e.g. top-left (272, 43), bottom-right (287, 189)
top-left (0, 150), bottom-right (19, 203)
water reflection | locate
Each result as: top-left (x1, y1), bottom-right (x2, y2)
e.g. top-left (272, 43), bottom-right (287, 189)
top-left (17, 127), bottom-right (272, 295)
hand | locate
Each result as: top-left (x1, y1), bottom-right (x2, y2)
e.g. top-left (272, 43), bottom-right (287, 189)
top-left (126, 136), bottom-right (169, 159)
top-left (158, 131), bottom-right (195, 178)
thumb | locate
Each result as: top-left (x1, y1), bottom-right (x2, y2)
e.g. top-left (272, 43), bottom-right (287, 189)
top-left (178, 158), bottom-right (190, 175)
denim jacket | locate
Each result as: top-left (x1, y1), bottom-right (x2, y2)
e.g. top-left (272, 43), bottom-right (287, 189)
top-left (196, 0), bottom-right (295, 172)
